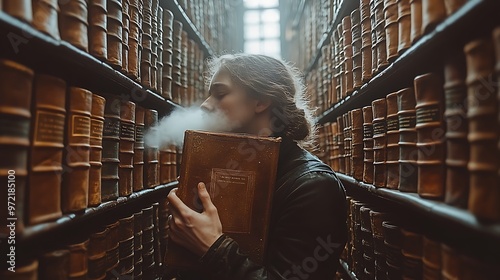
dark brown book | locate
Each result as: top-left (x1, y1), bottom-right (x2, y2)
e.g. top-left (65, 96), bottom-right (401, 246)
top-left (397, 87), bottom-right (418, 193)
top-left (170, 144), bottom-right (178, 182)
top-left (32, 0), bottom-right (60, 39)
top-left (414, 73), bottom-right (445, 199)
top-left (465, 38), bottom-right (500, 222)
top-left (62, 87), bottom-right (92, 213)
top-left (360, 0), bottom-right (372, 83)
top-left (128, 1), bottom-right (141, 79)
top-left (410, 0), bottom-right (422, 43)
top-left (444, 52), bottom-right (469, 208)
top-left (363, 105), bottom-right (374, 184)
top-left (337, 115), bottom-right (346, 174)
top-left (119, 101), bottom-right (135, 196)
top-left (352, 8), bottom-right (363, 91)
top-left (144, 109), bottom-right (159, 188)
top-left (166, 130), bottom-right (281, 269)
top-left (344, 112), bottom-right (352, 175)
top-left (89, 227), bottom-right (108, 259)
top-left (337, 24), bottom-right (345, 101)
top-left (39, 250), bottom-right (69, 280)
top-left (386, 92), bottom-right (400, 190)
top-left (422, 236), bottom-right (441, 279)
top-left (89, 94), bottom-right (105, 207)
top-left (421, 0), bottom-right (446, 34)
top-left (332, 122), bottom-right (340, 172)
top-left (352, 109), bottom-right (364, 180)
top-left (385, 0), bottom-right (399, 61)
top-left (59, 0), bottom-right (89, 52)
top-left (133, 106), bottom-right (145, 192)
top-left (89, 0), bottom-right (108, 60)
top-left (101, 96), bottom-right (120, 201)
top-left (122, 0), bottom-right (130, 74)
top-left (68, 239), bottom-right (89, 279)
top-left (372, 98), bottom-right (387, 187)
top-left (141, 0), bottom-right (155, 88)
top-left (398, 0), bottom-right (411, 54)
top-left (2, 0), bottom-right (32, 22)
top-left (343, 16), bottom-right (354, 97)
top-left (88, 253), bottom-right (107, 279)
top-left (157, 7), bottom-right (165, 95)
top-left (106, 220), bottom-right (120, 274)
top-left (495, 27), bottom-right (500, 211)
top-left (444, 0), bottom-right (467, 15)
top-left (107, 0), bottom-right (123, 69)
top-left (401, 228), bottom-right (423, 279)
top-left (0, 60), bottom-right (33, 236)
top-left (441, 244), bottom-right (462, 280)
top-left (27, 74), bottom-right (65, 225)
top-left (160, 142), bottom-right (170, 184)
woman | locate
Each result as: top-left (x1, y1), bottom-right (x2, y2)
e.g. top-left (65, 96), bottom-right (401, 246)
top-left (166, 53), bottom-right (347, 280)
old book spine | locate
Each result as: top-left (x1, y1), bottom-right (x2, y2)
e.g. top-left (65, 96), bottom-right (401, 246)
top-left (361, 0), bottom-right (373, 82)
top-left (344, 112), bottom-right (352, 176)
top-left (122, 0), bottom-right (131, 75)
top-left (397, 0), bottom-right (411, 54)
top-left (352, 109), bottom-right (364, 180)
top-left (128, 0), bottom-right (142, 79)
top-left (119, 101), bottom-right (135, 196)
top-left (343, 16), bottom-right (354, 97)
top-left (28, 74), bottom-right (65, 224)
top-left (386, 92), bottom-right (400, 189)
top-left (352, 9), bottom-right (363, 90)
top-left (133, 106), bottom-right (145, 191)
top-left (160, 143), bottom-right (170, 184)
top-left (171, 20), bottom-right (183, 104)
top-left (401, 228), bottom-right (423, 279)
top-left (444, 52), bottom-right (469, 208)
top-left (59, 0), bottom-right (89, 52)
top-left (161, 9), bottom-right (174, 100)
top-left (62, 87), bottom-right (92, 213)
top-left (144, 109), bottom-right (159, 188)
top-left (422, 236), bottom-right (441, 279)
top-left (39, 249), bottom-right (70, 279)
top-left (331, 122), bottom-right (340, 172)
top-left (333, 28), bottom-right (342, 102)
top-left (410, 0), bottom-right (422, 43)
top-left (157, 7), bottom-right (164, 95)
top-left (0, 60), bottom-right (33, 236)
top-left (370, 0), bottom-right (378, 75)
top-left (374, 0), bottom-right (388, 71)
top-left (68, 239), bottom-right (89, 278)
top-left (337, 115), bottom-right (346, 174)
top-left (465, 38), bottom-right (500, 222)
top-left (421, 0), bottom-right (446, 34)
top-left (32, 0), bottom-right (60, 39)
top-left (414, 73), bottom-right (445, 199)
top-left (444, 0), bottom-right (467, 15)
top-left (170, 144), bottom-right (178, 182)
top-left (385, 0), bottom-right (399, 62)
top-left (397, 87), bottom-right (418, 192)
top-left (101, 96), bottom-right (120, 201)
top-left (337, 23), bottom-right (346, 101)
top-left (328, 122), bottom-right (336, 170)
top-left (88, 227), bottom-right (108, 279)
top-left (2, 0), bottom-right (32, 22)
top-left (363, 105), bottom-right (374, 184)
top-left (372, 98), bottom-right (387, 187)
top-left (88, 94), bottom-right (105, 207)
top-left (495, 27), bottom-right (500, 211)
top-left (107, 0), bottom-right (123, 69)
top-left (89, 0), bottom-right (108, 60)
top-left (106, 220), bottom-right (120, 274)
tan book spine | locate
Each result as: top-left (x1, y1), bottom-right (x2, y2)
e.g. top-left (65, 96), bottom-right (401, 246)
top-left (397, 0), bottom-right (411, 54)
top-left (0, 60), bottom-right (33, 236)
top-left (68, 239), bottom-right (89, 278)
top-left (363, 105), bottom-right (374, 184)
top-left (344, 112), bottom-right (352, 176)
top-left (144, 109), bottom-right (159, 188)
top-left (59, 0), bottom-right (89, 52)
top-left (352, 109), bottom-right (364, 180)
top-left (62, 87), bottom-right (92, 213)
top-left (361, 0), bottom-right (373, 82)
top-left (89, 0), bottom-right (108, 60)
top-left (444, 52), bottom-right (469, 208)
top-left (107, 0), bottom-right (123, 69)
top-left (385, 0), bottom-right (399, 61)
top-left (414, 73), bottom-right (445, 199)
top-left (337, 115), bottom-right (345, 174)
top-left (119, 101), bottom-right (135, 196)
top-left (397, 88), bottom-right (418, 192)
top-left (444, 0), bottom-right (467, 15)
top-left (3, 0), bottom-right (32, 22)
top-left (128, 0), bottom-right (143, 79)
top-left (372, 97), bottom-right (387, 187)
top-left (160, 143), bottom-right (170, 184)
top-left (465, 38), bottom-right (500, 222)
top-left (374, 0), bottom-right (388, 71)
top-left (28, 74), bottom-right (65, 224)
top-left (89, 94), bottom-right (105, 207)
top-left (170, 144), bottom-right (178, 182)
top-left (122, 0), bottom-right (130, 74)
top-left (386, 92), bottom-right (400, 189)
top-left (88, 227), bottom-right (108, 279)
top-left (101, 96), bottom-right (120, 201)
top-left (343, 16), bottom-right (354, 97)
top-left (410, 0), bottom-right (422, 43)
top-left (337, 23), bottom-right (346, 100)
top-left (32, 0), bottom-right (60, 39)
top-left (421, 0), bottom-right (446, 34)
top-left (133, 106), bottom-right (145, 191)
top-left (106, 220), bottom-right (120, 274)
top-left (157, 7), bottom-right (165, 95)
top-left (39, 250), bottom-right (70, 279)
top-left (352, 9), bottom-right (363, 90)
top-left (171, 20), bottom-right (183, 104)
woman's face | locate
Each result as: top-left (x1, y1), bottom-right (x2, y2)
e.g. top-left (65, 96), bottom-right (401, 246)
top-left (201, 68), bottom-right (259, 133)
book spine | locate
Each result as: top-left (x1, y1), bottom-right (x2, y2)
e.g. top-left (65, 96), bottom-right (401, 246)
top-left (107, 0), bottom-right (123, 69)
top-left (444, 0), bottom-right (467, 15)
top-left (444, 52), bottom-right (469, 208)
top-left (414, 73), bottom-right (445, 199)
top-left (372, 97), bottom-right (387, 188)
top-left (32, 0), bottom-right (60, 39)
top-left (343, 16), bottom-right (354, 97)
top-left (101, 96), bottom-right (120, 201)
top-left (421, 0), bottom-right (446, 34)
top-left (62, 87), bottom-right (92, 213)
top-left (398, 0), bottom-right (411, 54)
top-left (363, 105), bottom-right (374, 184)
top-left (68, 239), bottom-right (90, 278)
top-left (352, 109), bottom-right (364, 180)
top-left (170, 144), bottom-right (178, 182)
top-left (28, 74), bottom-right (65, 224)
top-left (410, 0), bottom-right (422, 43)
top-left (0, 59), bottom-right (33, 236)
top-left (119, 100), bottom-right (136, 197)
top-left (385, 0), bottom-right (399, 61)
top-left (89, 94), bottom-right (106, 207)
top-left (328, 122), bottom-right (336, 169)
top-left (171, 20), bottom-right (183, 104)
top-left (133, 106), bottom-right (145, 191)
top-left (160, 143), bottom-right (170, 184)
top-left (337, 115), bottom-right (345, 174)
top-left (106, 220), bottom-right (120, 274)
top-left (39, 249), bottom-right (70, 279)
top-left (89, 0), bottom-right (108, 60)
top-left (465, 38), bottom-right (500, 222)
top-left (352, 9), bottom-right (363, 90)
top-left (401, 228), bottom-right (423, 279)
top-left (122, 0), bottom-right (131, 76)
top-left (337, 24), bottom-right (345, 101)
top-left (344, 112), bottom-right (352, 176)
top-left (422, 236), bottom-right (441, 279)
top-left (59, 0), bottom-right (89, 52)
top-left (386, 92), bottom-right (400, 189)
top-left (128, 1), bottom-right (141, 79)
top-left (373, 0), bottom-right (388, 72)
top-left (397, 87), bottom-right (418, 193)
top-left (361, 0), bottom-right (372, 82)
top-left (2, 0), bottom-right (32, 22)
top-left (144, 109), bottom-right (159, 188)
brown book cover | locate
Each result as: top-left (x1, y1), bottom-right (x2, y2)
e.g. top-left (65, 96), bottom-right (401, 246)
top-left (119, 101), bottom-right (135, 196)
top-left (32, 0), bottom-right (60, 39)
top-left (0, 59), bottom-right (33, 237)
top-left (59, 0), bottom-right (89, 52)
top-left (344, 112), bottom-right (352, 176)
top-left (386, 92), bottom-right (400, 189)
top-left (107, 0), bottom-right (123, 69)
top-left (465, 38), bottom-right (500, 222)
top-left (68, 239), bottom-right (89, 279)
top-left (160, 142), bottom-right (170, 184)
top-left (106, 220), bottom-right (120, 273)
top-left (422, 236), bottom-right (441, 279)
top-left (397, 87), bottom-right (418, 193)
top-left (363, 105), bottom-right (374, 184)
top-left (398, 0), bottom-right (411, 54)
top-left (401, 228), bottom-right (423, 279)
top-left (27, 74), bottom-right (65, 225)
top-left (2, 0), bottom-right (32, 22)
top-left (144, 109), bottom-right (159, 188)
top-left (352, 109), bottom-right (364, 180)
top-left (39, 250), bottom-right (69, 280)
top-left (89, 0), bottom-right (108, 60)
top-left (133, 106), bottom-right (145, 191)
top-left (385, 0), bottom-right (399, 61)
top-left (337, 115), bottom-right (346, 174)
top-left (331, 122), bottom-right (340, 172)
top-left (372, 98), bottom-right (387, 188)
top-left (414, 73), bottom-right (445, 199)
top-left (101, 96), bottom-right (120, 201)
top-left (444, 0), bottom-right (467, 15)
top-left (62, 87), bottom-right (92, 213)
top-left (165, 130), bottom-right (281, 269)
top-left (410, 0), bottom-right (422, 43)
top-left (89, 94), bottom-right (106, 207)
top-left (421, 0), bottom-right (446, 34)
top-left (444, 52), bottom-right (469, 208)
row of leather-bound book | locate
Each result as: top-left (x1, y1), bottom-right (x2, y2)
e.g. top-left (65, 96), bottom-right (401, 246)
top-left (0, 58), bottom-right (181, 236)
top-left (318, 26), bottom-right (500, 222)
top-left (308, 0), bottom-right (469, 114)
top-left (0, 200), bottom-right (170, 280)
top-left (340, 197), bottom-right (500, 280)
top-left (0, 0), bottom-right (208, 107)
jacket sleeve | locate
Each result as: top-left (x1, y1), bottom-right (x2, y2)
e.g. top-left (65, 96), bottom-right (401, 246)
top-left (197, 171), bottom-right (347, 280)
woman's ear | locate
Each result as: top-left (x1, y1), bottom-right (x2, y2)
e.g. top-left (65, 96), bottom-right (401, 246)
top-left (254, 97), bottom-right (272, 114)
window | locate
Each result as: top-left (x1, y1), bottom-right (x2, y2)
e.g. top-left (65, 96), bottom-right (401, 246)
top-left (243, 0), bottom-right (281, 59)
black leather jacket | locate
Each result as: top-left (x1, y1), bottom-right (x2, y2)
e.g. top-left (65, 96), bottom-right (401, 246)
top-left (176, 137), bottom-right (348, 280)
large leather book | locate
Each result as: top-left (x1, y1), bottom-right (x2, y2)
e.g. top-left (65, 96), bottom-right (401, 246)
top-left (157, 7), bottom-right (164, 95)
top-left (352, 109), bottom-right (364, 180)
top-left (397, 87), bottom-right (418, 192)
top-left (444, 52), bottom-right (469, 208)
top-left (133, 106), bottom-right (145, 191)
top-left (360, 0), bottom-right (372, 83)
top-left (363, 105), bottom-right (374, 184)
top-left (414, 73), bottom-right (445, 199)
top-left (465, 38), bottom-right (500, 222)
top-left (68, 239), bottom-right (89, 279)
top-left (372, 98), bottom-right (387, 187)
top-left (343, 112), bottom-right (352, 176)
top-left (337, 115), bottom-right (346, 174)
top-left (89, 0), bottom-right (108, 61)
top-left (101, 96), bottom-right (120, 201)
top-left (2, 0), bottom-right (32, 23)
top-left (397, 0), bottom-right (411, 54)
top-left (107, 0), bottom-right (123, 69)
top-left (444, 0), bottom-right (467, 15)
top-left (165, 130), bottom-right (281, 269)
top-left (89, 94), bottom-right (105, 207)
top-left (32, 0), bottom-right (60, 39)
top-left (62, 87), bottom-right (92, 213)
top-left (421, 0), bottom-right (446, 34)
top-left (410, 0), bottom-right (422, 43)
top-left (144, 109), bottom-right (159, 188)
top-left (0, 59), bottom-right (33, 236)
top-left (422, 236), bottom-right (441, 279)
top-left (119, 101), bottom-right (135, 196)
top-left (38, 250), bottom-right (69, 280)
top-left (384, 0), bottom-right (399, 62)
top-left (27, 74), bottom-right (65, 225)
top-left (59, 0), bottom-right (89, 52)
top-left (386, 92), bottom-right (400, 189)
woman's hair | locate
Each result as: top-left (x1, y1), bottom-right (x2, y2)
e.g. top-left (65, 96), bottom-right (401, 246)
top-left (205, 53), bottom-right (317, 148)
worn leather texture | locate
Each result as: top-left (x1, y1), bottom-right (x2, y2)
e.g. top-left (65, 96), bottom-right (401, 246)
top-left (89, 94), bottom-right (106, 207)
top-left (397, 87), bottom-right (418, 193)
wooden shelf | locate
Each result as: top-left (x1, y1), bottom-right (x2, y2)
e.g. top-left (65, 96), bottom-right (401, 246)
top-left (0, 11), bottom-right (182, 116)
top-left (317, 0), bottom-right (500, 124)
top-left (160, 0), bottom-right (214, 57)
top-left (339, 260), bottom-right (359, 280)
top-left (304, 0), bottom-right (358, 75)
top-left (337, 173), bottom-right (500, 258)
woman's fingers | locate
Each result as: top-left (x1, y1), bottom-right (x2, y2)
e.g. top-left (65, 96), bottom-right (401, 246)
top-left (197, 182), bottom-right (217, 214)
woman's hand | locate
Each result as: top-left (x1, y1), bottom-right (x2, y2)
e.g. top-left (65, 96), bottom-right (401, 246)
top-left (167, 182), bottom-right (223, 257)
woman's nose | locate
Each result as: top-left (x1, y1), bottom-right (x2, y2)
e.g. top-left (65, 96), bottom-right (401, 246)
top-left (200, 96), bottom-right (214, 112)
